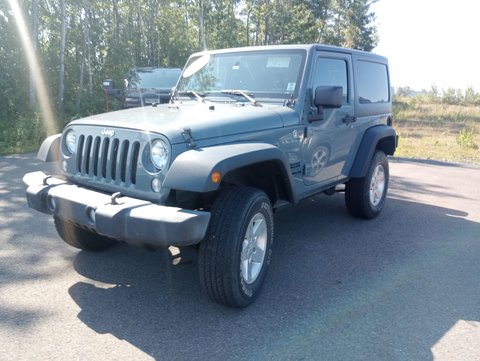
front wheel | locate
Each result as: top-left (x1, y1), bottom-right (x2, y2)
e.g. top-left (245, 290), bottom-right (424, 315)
top-left (199, 187), bottom-right (274, 308)
top-left (345, 150), bottom-right (389, 219)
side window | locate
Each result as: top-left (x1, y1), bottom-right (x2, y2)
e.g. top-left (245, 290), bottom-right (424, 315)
top-left (357, 61), bottom-right (389, 103)
top-left (313, 58), bottom-right (348, 103)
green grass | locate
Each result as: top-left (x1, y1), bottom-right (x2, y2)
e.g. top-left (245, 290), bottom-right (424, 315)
top-left (1, 97), bottom-right (479, 165)
top-left (393, 96), bottom-right (480, 165)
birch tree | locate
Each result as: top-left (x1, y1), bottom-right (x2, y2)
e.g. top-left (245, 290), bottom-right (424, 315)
top-left (29, 0), bottom-right (39, 107)
top-left (58, 0), bottom-right (66, 117)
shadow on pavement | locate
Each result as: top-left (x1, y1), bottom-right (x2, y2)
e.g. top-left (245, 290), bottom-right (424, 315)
top-left (69, 191), bottom-right (480, 360)
top-left (0, 154), bottom-right (68, 328)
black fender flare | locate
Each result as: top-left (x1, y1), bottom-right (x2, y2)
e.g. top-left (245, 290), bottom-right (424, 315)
top-left (349, 126), bottom-right (397, 178)
top-left (163, 143), bottom-right (297, 202)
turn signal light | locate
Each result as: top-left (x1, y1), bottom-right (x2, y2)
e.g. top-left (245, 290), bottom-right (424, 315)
top-left (211, 171), bottom-right (222, 184)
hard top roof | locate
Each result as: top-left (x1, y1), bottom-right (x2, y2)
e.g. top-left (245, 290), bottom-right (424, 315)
top-left (189, 44), bottom-right (387, 62)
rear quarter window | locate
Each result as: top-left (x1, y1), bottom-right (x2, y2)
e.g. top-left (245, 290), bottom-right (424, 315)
top-left (357, 61), bottom-right (390, 104)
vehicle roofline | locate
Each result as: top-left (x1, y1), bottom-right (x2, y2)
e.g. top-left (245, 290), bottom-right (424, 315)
top-left (188, 44), bottom-right (387, 61)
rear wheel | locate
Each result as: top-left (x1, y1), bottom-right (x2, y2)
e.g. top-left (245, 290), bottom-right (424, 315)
top-left (199, 187), bottom-right (274, 308)
top-left (54, 216), bottom-right (116, 251)
top-left (345, 150), bottom-right (389, 219)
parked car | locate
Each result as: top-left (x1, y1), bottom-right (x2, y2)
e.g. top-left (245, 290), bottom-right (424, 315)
top-left (104, 67), bottom-right (181, 108)
top-left (24, 44), bottom-right (396, 308)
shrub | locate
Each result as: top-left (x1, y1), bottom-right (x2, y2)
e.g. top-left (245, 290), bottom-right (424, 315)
top-left (456, 128), bottom-right (478, 149)
top-left (0, 112), bottom-right (49, 155)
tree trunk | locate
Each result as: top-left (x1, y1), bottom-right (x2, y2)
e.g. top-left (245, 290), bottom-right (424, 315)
top-left (134, 0), bottom-right (147, 62)
top-left (199, 0), bottom-right (207, 50)
top-left (246, 6), bottom-right (252, 46)
top-left (264, 0), bottom-right (270, 45)
top-left (76, 6), bottom-right (87, 110)
top-left (112, 0), bottom-right (120, 41)
top-left (76, 35), bottom-right (86, 110)
top-left (58, 0), bottom-right (66, 117)
top-left (29, 0), bottom-right (39, 108)
top-left (86, 6), bottom-right (93, 96)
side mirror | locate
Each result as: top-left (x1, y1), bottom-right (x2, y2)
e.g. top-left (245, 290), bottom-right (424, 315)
top-left (314, 86), bottom-right (343, 108)
top-left (309, 86), bottom-right (343, 122)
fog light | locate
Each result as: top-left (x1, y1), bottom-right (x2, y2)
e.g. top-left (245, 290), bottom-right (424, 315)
top-left (86, 207), bottom-right (96, 225)
top-left (62, 160), bottom-right (67, 172)
top-left (46, 195), bottom-right (56, 212)
top-left (151, 178), bottom-right (162, 193)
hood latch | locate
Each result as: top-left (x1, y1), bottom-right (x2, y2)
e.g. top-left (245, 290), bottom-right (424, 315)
top-left (182, 127), bottom-right (196, 149)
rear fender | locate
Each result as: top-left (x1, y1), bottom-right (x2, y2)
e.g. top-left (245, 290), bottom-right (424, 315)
top-left (349, 126), bottom-right (397, 178)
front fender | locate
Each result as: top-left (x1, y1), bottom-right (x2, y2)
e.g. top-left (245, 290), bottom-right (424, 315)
top-left (38, 133), bottom-right (61, 162)
top-left (163, 143), bottom-right (295, 195)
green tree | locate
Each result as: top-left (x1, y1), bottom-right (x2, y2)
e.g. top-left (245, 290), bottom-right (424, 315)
top-left (427, 84), bottom-right (439, 103)
top-left (321, 0), bottom-right (378, 51)
top-left (464, 86), bottom-right (477, 105)
top-left (0, 0), bottom-right (380, 153)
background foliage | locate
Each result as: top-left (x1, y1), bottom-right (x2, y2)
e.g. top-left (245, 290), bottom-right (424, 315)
top-left (0, 0), bottom-right (379, 153)
top-left (394, 90), bottom-right (480, 164)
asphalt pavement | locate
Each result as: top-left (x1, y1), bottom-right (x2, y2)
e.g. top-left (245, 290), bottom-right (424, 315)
top-left (0, 154), bottom-right (479, 361)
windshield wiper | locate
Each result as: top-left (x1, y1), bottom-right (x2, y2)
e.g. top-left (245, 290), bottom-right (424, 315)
top-left (176, 90), bottom-right (205, 103)
top-left (221, 89), bottom-right (262, 107)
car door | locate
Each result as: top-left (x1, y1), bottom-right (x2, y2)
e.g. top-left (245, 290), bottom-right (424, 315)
top-left (302, 51), bottom-right (356, 186)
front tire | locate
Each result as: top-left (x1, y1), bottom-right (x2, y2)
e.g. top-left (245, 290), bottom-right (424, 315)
top-left (54, 216), bottom-right (116, 251)
top-left (199, 187), bottom-right (274, 308)
top-left (345, 150), bottom-right (389, 219)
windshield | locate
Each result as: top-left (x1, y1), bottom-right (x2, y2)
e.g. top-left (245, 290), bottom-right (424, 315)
top-left (128, 68), bottom-right (181, 90)
top-left (176, 50), bottom-right (306, 102)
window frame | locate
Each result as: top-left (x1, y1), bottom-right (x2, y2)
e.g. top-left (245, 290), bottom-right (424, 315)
top-left (311, 52), bottom-right (353, 106)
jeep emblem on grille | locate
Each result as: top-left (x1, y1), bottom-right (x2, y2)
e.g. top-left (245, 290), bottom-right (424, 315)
top-left (101, 128), bottom-right (115, 137)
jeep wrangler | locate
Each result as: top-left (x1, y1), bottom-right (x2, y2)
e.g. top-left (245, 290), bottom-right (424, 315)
top-left (24, 44), bottom-right (396, 308)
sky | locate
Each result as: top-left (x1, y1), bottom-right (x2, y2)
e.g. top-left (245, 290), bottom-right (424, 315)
top-left (371, 0), bottom-right (480, 91)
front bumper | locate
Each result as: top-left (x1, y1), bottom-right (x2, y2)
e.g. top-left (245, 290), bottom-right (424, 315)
top-left (23, 171), bottom-right (211, 248)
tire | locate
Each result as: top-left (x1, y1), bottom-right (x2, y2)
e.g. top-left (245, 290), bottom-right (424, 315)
top-left (199, 187), bottom-right (274, 308)
top-left (54, 216), bottom-right (116, 251)
top-left (345, 150), bottom-right (389, 219)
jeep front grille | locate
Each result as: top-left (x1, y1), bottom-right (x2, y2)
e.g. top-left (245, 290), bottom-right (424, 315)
top-left (76, 135), bottom-right (140, 185)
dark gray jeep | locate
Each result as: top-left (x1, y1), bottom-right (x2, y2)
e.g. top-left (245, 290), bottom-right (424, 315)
top-left (24, 44), bottom-right (396, 308)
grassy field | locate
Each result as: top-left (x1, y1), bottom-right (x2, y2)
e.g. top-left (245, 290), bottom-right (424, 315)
top-left (393, 97), bottom-right (480, 165)
top-left (1, 97), bottom-right (479, 165)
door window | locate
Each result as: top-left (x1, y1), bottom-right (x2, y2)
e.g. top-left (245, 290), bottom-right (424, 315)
top-left (313, 58), bottom-right (348, 103)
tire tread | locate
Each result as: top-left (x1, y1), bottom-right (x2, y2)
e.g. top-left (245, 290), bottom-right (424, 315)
top-left (345, 150), bottom-right (389, 219)
top-left (199, 187), bottom-right (272, 307)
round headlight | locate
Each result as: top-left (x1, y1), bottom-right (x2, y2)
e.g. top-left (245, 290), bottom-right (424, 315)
top-left (150, 139), bottom-right (169, 170)
top-left (65, 130), bottom-right (76, 154)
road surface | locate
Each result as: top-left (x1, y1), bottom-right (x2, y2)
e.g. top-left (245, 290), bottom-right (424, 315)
top-left (1, 154), bottom-right (479, 360)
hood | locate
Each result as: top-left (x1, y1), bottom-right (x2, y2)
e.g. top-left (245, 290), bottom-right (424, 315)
top-left (69, 102), bottom-right (292, 144)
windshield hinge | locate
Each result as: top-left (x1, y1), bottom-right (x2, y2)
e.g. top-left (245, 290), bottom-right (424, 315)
top-left (182, 127), bottom-right (196, 149)
top-left (284, 94), bottom-right (296, 108)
